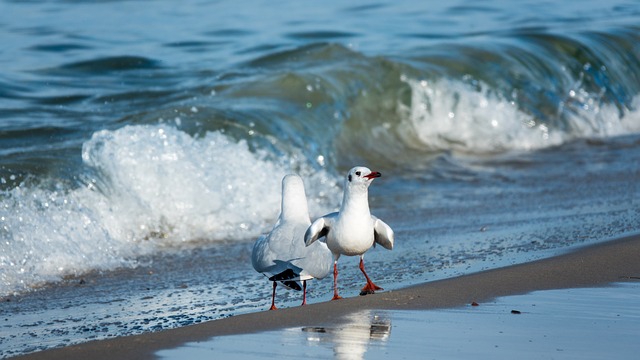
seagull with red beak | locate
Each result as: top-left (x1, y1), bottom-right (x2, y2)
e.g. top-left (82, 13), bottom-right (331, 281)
top-left (305, 166), bottom-right (394, 300)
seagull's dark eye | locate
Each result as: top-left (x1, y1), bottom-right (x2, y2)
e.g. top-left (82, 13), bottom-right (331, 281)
top-left (348, 175), bottom-right (352, 182)
top-left (355, 171), bottom-right (361, 176)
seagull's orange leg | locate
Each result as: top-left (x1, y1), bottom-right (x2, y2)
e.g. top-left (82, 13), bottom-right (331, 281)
top-left (332, 261), bottom-right (343, 300)
top-left (300, 280), bottom-right (307, 306)
top-left (359, 257), bottom-right (382, 295)
top-left (269, 281), bottom-right (278, 310)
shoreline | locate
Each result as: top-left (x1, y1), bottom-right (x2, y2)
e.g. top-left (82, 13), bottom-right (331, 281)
top-left (13, 233), bottom-right (640, 360)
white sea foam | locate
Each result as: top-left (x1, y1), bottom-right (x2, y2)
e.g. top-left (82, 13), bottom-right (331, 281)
top-left (397, 76), bottom-right (640, 153)
top-left (0, 125), bottom-right (339, 296)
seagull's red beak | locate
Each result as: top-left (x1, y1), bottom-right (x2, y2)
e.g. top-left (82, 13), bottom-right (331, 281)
top-left (364, 171), bottom-right (381, 179)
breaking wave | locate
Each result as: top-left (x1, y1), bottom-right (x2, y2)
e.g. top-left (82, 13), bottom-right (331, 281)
top-left (0, 125), bottom-right (339, 296)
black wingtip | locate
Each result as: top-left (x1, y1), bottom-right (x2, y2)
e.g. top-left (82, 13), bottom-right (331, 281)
top-left (282, 280), bottom-right (302, 291)
top-left (269, 268), bottom-right (297, 282)
top-left (268, 269), bottom-right (303, 291)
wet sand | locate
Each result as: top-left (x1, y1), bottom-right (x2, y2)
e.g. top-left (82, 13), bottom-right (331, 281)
top-left (157, 282), bottom-right (640, 359)
top-left (13, 233), bottom-right (640, 360)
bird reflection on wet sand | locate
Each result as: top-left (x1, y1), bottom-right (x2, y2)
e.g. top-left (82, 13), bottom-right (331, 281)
top-left (302, 310), bottom-right (391, 360)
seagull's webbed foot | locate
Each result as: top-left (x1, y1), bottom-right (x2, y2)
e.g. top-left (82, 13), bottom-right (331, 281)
top-left (358, 257), bottom-right (383, 296)
top-left (359, 281), bottom-right (382, 296)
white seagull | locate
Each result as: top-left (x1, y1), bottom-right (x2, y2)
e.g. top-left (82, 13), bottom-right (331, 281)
top-left (305, 166), bottom-right (394, 300)
top-left (252, 174), bottom-right (333, 310)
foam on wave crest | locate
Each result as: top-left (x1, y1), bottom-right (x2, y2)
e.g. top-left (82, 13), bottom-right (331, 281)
top-left (396, 76), bottom-right (640, 154)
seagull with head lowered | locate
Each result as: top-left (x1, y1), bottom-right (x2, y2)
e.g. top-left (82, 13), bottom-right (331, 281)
top-left (305, 166), bottom-right (394, 300)
top-left (252, 174), bottom-right (333, 310)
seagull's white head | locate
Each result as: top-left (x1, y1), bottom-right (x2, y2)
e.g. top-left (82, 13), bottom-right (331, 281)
top-left (345, 166), bottom-right (381, 190)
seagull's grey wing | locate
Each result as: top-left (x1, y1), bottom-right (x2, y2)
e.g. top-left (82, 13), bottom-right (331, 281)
top-left (252, 222), bottom-right (297, 274)
top-left (300, 239), bottom-right (333, 279)
top-left (373, 216), bottom-right (394, 250)
top-left (251, 233), bottom-right (272, 273)
top-left (304, 215), bottom-right (332, 246)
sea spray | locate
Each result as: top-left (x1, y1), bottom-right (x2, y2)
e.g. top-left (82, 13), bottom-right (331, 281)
top-left (0, 125), bottom-right (339, 296)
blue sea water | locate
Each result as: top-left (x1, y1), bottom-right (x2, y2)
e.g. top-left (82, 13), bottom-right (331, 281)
top-left (1, 0), bottom-right (639, 357)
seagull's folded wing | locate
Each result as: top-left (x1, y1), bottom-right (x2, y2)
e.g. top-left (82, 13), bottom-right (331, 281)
top-left (373, 216), bottom-right (394, 250)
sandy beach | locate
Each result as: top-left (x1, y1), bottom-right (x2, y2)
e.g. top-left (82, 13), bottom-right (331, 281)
top-left (12, 233), bottom-right (640, 360)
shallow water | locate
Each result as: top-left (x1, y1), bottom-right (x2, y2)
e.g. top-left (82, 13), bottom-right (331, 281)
top-left (156, 282), bottom-right (640, 360)
top-left (156, 283), bottom-right (640, 359)
top-left (1, 0), bottom-right (640, 357)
